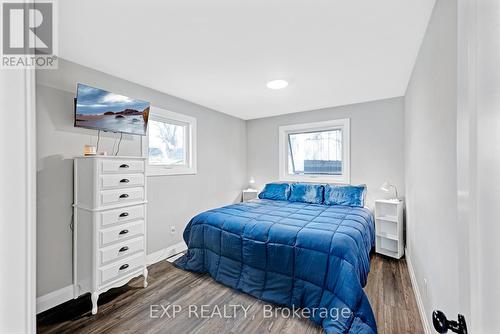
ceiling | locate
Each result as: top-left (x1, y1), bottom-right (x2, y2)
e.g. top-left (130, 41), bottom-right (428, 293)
top-left (58, 0), bottom-right (436, 120)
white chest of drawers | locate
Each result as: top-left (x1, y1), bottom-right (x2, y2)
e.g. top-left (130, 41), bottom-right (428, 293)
top-left (73, 156), bottom-right (148, 315)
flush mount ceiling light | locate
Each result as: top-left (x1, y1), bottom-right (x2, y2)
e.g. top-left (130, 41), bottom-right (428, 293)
top-left (266, 79), bottom-right (288, 90)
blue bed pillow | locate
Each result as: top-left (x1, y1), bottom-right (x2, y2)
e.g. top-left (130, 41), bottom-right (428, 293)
top-left (288, 183), bottom-right (324, 204)
top-left (324, 184), bottom-right (366, 207)
top-left (258, 183), bottom-right (291, 201)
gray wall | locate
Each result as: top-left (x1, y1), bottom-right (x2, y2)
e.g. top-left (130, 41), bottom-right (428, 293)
top-left (404, 0), bottom-right (459, 329)
top-left (36, 59), bottom-right (247, 296)
top-left (246, 97), bottom-right (405, 207)
top-left (458, 0), bottom-right (500, 331)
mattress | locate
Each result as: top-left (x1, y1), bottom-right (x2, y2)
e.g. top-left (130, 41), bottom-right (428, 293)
top-left (175, 198), bottom-right (377, 333)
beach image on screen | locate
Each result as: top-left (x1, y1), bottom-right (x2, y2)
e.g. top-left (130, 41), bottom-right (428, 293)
top-left (75, 84), bottom-right (150, 135)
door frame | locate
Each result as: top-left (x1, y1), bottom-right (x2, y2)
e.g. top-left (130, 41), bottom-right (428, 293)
top-left (0, 1), bottom-right (37, 331)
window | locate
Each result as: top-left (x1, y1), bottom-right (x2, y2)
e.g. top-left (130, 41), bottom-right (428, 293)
top-left (279, 119), bottom-right (350, 183)
top-left (143, 106), bottom-right (197, 176)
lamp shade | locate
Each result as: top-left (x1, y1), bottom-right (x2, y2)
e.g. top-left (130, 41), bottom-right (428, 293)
top-left (249, 177), bottom-right (255, 185)
top-left (380, 181), bottom-right (398, 199)
top-left (380, 181), bottom-right (391, 192)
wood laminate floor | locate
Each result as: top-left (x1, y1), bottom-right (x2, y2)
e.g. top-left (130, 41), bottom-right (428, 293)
top-left (37, 254), bottom-right (424, 334)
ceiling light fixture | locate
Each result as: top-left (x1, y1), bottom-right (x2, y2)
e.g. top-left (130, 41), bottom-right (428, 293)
top-left (266, 79), bottom-right (288, 90)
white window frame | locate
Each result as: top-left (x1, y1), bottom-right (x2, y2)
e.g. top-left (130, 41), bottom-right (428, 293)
top-left (142, 106), bottom-right (197, 176)
top-left (278, 118), bottom-right (350, 184)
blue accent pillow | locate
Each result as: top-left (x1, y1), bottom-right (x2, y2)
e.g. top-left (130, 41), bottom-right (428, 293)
top-left (288, 183), bottom-right (324, 204)
top-left (324, 184), bottom-right (366, 207)
top-left (258, 183), bottom-right (291, 201)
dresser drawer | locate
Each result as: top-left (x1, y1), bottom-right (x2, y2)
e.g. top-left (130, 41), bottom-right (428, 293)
top-left (99, 236), bottom-right (144, 265)
top-left (100, 220), bottom-right (144, 247)
top-left (100, 204), bottom-right (145, 227)
top-left (101, 160), bottom-right (144, 174)
top-left (100, 187), bottom-right (144, 207)
top-left (100, 174), bottom-right (145, 190)
top-left (98, 252), bottom-right (144, 286)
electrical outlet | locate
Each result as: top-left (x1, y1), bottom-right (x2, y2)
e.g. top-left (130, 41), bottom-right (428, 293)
top-left (170, 226), bottom-right (176, 234)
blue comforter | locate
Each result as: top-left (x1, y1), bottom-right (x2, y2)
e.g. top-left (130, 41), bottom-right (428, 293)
top-left (175, 199), bottom-right (377, 333)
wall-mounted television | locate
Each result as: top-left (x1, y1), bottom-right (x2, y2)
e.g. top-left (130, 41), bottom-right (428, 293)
top-left (74, 83), bottom-right (150, 136)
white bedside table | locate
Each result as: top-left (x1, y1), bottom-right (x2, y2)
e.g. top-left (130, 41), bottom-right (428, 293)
top-left (242, 189), bottom-right (258, 202)
top-left (374, 199), bottom-right (404, 259)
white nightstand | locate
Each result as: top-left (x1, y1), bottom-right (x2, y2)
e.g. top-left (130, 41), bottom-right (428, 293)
top-left (375, 199), bottom-right (404, 259)
top-left (242, 189), bottom-right (258, 202)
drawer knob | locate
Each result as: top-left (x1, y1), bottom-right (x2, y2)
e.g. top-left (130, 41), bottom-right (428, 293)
top-left (119, 212), bottom-right (129, 218)
top-left (119, 264), bottom-right (129, 271)
top-left (119, 164), bottom-right (130, 168)
top-left (120, 178), bottom-right (130, 183)
top-left (119, 194), bottom-right (129, 199)
top-left (119, 229), bottom-right (129, 235)
top-left (119, 246), bottom-right (129, 252)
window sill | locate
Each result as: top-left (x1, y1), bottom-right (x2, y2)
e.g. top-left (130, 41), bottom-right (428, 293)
top-left (147, 166), bottom-right (197, 177)
top-left (279, 174), bottom-right (350, 184)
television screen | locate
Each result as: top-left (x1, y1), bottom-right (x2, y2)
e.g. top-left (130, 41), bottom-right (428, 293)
top-left (74, 83), bottom-right (150, 136)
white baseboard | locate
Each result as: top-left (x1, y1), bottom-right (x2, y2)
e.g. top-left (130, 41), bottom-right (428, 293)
top-left (146, 241), bottom-right (187, 266)
top-left (405, 248), bottom-right (431, 334)
top-left (36, 285), bottom-right (74, 314)
top-left (37, 242), bottom-right (187, 314)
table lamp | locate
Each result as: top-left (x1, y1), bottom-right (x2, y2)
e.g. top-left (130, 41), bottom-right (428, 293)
top-left (380, 181), bottom-right (398, 200)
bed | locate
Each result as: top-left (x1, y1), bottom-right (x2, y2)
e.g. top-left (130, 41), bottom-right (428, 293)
top-left (175, 183), bottom-right (377, 334)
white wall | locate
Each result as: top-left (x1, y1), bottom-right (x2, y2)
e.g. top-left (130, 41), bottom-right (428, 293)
top-left (0, 71), bottom-right (36, 332)
top-left (246, 97), bottom-right (405, 207)
top-left (466, 0), bottom-right (500, 331)
top-left (36, 59), bottom-right (247, 297)
top-left (404, 0), bottom-right (459, 330)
